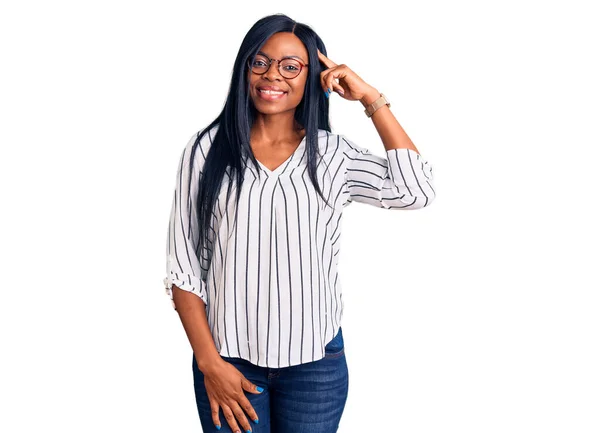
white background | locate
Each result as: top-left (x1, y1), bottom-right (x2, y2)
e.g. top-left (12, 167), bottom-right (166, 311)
top-left (1, 1), bottom-right (599, 432)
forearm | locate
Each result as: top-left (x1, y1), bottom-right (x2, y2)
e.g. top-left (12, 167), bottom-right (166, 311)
top-left (172, 285), bottom-right (223, 374)
top-left (360, 87), bottom-right (420, 155)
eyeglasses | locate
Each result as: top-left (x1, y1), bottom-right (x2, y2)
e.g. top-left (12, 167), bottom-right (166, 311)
top-left (247, 53), bottom-right (309, 79)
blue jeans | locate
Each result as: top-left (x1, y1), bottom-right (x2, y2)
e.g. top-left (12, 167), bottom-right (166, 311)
top-left (192, 327), bottom-right (349, 432)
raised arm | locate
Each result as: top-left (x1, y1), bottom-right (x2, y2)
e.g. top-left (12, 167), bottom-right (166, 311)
top-left (342, 135), bottom-right (436, 210)
top-left (315, 49), bottom-right (437, 210)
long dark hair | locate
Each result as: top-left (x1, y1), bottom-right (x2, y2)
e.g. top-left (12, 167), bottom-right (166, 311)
top-left (187, 13), bottom-right (333, 254)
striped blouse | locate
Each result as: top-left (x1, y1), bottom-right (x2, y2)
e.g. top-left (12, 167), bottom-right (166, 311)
top-left (163, 124), bottom-right (436, 368)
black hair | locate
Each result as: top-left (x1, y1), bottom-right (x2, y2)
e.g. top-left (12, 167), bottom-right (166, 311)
top-left (187, 13), bottom-right (333, 254)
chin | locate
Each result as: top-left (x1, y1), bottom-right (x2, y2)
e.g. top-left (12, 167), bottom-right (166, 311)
top-left (252, 100), bottom-right (286, 114)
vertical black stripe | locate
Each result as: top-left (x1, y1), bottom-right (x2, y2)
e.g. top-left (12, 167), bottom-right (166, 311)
top-left (233, 181), bottom-right (241, 357)
top-left (289, 165), bottom-right (307, 362)
top-left (300, 161), bottom-right (316, 360)
top-left (277, 178), bottom-right (294, 366)
top-left (256, 178), bottom-right (269, 366)
top-left (223, 183), bottom-right (231, 356)
top-left (274, 210), bottom-right (281, 367)
top-left (245, 174), bottom-right (258, 361)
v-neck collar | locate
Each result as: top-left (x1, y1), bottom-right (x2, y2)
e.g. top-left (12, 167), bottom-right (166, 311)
top-left (252, 133), bottom-right (308, 177)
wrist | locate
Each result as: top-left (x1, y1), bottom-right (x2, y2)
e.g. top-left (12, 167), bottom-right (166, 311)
top-left (360, 87), bottom-right (381, 107)
top-left (196, 352), bottom-right (224, 374)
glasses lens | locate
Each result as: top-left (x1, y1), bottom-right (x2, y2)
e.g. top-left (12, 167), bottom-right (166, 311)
top-left (280, 59), bottom-right (302, 78)
top-left (249, 55), bottom-right (269, 74)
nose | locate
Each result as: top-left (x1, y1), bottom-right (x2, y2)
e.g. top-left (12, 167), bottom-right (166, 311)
top-left (264, 60), bottom-right (282, 80)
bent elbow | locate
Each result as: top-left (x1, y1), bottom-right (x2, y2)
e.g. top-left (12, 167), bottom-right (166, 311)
top-left (381, 179), bottom-right (436, 210)
top-left (382, 193), bottom-right (435, 210)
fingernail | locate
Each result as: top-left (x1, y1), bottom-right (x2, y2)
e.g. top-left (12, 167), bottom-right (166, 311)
top-left (256, 386), bottom-right (264, 392)
top-left (246, 430), bottom-right (252, 433)
top-left (337, 89), bottom-right (344, 95)
top-left (324, 91), bottom-right (329, 99)
top-left (328, 87), bottom-right (332, 93)
top-left (254, 418), bottom-right (259, 424)
top-left (215, 425), bottom-right (221, 430)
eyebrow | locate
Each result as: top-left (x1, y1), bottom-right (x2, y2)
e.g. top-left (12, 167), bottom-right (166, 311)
top-left (257, 50), bottom-right (306, 63)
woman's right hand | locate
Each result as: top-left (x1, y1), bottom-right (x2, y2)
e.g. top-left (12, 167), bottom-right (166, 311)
top-left (202, 358), bottom-right (263, 432)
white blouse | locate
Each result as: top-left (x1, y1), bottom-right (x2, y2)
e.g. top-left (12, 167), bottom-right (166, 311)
top-left (163, 124), bottom-right (436, 368)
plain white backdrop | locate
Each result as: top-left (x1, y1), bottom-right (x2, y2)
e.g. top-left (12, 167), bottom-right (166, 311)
top-left (1, 1), bottom-right (599, 432)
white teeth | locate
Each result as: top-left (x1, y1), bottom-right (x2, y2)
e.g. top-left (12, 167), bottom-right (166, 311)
top-left (259, 89), bottom-right (284, 95)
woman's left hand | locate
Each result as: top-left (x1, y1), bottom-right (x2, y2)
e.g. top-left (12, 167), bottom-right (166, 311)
top-left (317, 49), bottom-right (378, 102)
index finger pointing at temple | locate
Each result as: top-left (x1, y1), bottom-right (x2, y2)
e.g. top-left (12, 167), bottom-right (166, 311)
top-left (317, 49), bottom-right (337, 68)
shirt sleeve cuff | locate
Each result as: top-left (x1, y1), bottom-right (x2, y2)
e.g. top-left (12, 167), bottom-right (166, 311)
top-left (163, 273), bottom-right (208, 310)
top-left (385, 147), bottom-right (435, 195)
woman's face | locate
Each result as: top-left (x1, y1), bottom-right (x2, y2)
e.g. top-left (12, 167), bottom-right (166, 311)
top-left (247, 32), bottom-right (309, 115)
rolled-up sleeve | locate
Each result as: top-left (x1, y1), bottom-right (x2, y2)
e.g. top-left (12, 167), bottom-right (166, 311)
top-left (163, 132), bottom-right (208, 310)
top-left (342, 135), bottom-right (436, 210)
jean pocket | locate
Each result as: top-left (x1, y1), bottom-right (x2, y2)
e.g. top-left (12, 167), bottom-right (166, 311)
top-left (323, 328), bottom-right (345, 359)
top-left (324, 346), bottom-right (345, 359)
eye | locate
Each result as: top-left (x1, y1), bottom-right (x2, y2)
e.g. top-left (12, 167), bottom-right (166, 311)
top-left (281, 60), bottom-right (301, 71)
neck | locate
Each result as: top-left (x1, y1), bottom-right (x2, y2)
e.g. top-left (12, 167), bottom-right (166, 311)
top-left (251, 112), bottom-right (304, 143)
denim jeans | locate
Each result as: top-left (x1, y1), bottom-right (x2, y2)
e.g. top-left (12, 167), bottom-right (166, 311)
top-left (192, 327), bottom-right (349, 433)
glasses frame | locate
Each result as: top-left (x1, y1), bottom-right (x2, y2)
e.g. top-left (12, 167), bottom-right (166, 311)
top-left (247, 53), bottom-right (309, 79)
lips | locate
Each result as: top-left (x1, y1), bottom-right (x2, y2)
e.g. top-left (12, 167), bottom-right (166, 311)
top-left (257, 85), bottom-right (287, 92)
top-left (256, 85), bottom-right (288, 101)
top-left (258, 89), bottom-right (286, 96)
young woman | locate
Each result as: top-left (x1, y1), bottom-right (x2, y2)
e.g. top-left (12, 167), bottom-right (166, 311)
top-left (163, 13), bottom-right (436, 433)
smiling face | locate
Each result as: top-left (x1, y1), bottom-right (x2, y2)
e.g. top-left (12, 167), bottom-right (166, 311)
top-left (247, 32), bottom-right (309, 115)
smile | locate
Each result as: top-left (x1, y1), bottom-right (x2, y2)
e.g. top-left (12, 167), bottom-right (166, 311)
top-left (258, 89), bottom-right (287, 100)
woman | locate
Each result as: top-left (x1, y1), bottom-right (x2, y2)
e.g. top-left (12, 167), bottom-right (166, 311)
top-left (163, 13), bottom-right (436, 433)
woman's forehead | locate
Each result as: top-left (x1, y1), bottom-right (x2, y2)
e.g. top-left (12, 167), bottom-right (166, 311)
top-left (259, 33), bottom-right (308, 61)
